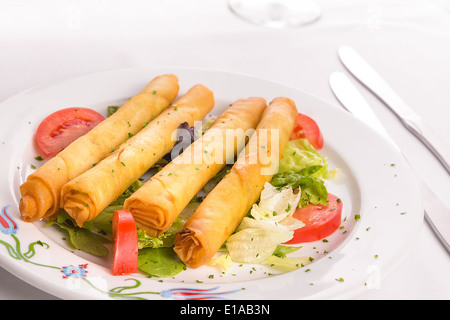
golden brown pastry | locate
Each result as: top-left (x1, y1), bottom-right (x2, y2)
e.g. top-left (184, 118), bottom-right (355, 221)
top-left (61, 84), bottom-right (214, 227)
top-left (124, 97), bottom-right (267, 237)
top-left (174, 97), bottom-right (298, 268)
top-left (19, 74), bottom-right (179, 222)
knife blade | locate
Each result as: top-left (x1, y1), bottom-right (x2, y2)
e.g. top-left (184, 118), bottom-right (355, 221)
top-left (329, 72), bottom-right (393, 144)
top-left (338, 46), bottom-right (450, 175)
top-left (329, 71), bottom-right (450, 254)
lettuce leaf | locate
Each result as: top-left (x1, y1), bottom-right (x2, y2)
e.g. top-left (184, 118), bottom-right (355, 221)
top-left (209, 253), bottom-right (234, 272)
top-left (271, 171), bottom-right (328, 207)
top-left (138, 247), bottom-right (186, 277)
top-left (226, 217), bottom-right (303, 265)
top-left (260, 246), bottom-right (311, 271)
top-left (225, 182), bottom-right (305, 264)
top-left (109, 180), bottom-right (143, 207)
top-left (250, 182), bottom-right (300, 222)
top-left (260, 255), bottom-right (311, 270)
top-left (226, 227), bottom-right (294, 264)
top-left (272, 245), bottom-right (301, 258)
top-left (137, 229), bottom-right (174, 249)
top-left (278, 139), bottom-right (329, 180)
top-left (107, 105), bottom-right (121, 117)
top-left (46, 210), bottom-right (111, 257)
top-left (47, 179), bottom-right (144, 257)
top-left (237, 216), bottom-right (303, 234)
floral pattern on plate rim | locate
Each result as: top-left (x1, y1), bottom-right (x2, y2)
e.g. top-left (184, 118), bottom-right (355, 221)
top-left (0, 205), bottom-right (241, 300)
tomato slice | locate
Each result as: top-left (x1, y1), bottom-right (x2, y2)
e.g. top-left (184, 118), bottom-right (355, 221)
top-left (284, 193), bottom-right (342, 244)
top-left (36, 107), bottom-right (105, 158)
top-left (112, 209), bottom-right (139, 276)
top-left (290, 113), bottom-right (324, 150)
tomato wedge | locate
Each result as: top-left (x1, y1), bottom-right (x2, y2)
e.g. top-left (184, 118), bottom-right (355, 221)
top-left (36, 107), bottom-right (105, 158)
top-left (112, 209), bottom-right (139, 276)
top-left (284, 193), bottom-right (343, 244)
top-left (290, 113), bottom-right (324, 150)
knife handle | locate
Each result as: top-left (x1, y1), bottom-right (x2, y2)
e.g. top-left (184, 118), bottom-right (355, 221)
top-left (402, 117), bottom-right (450, 175)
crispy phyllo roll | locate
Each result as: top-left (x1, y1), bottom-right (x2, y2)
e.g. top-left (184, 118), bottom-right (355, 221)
top-left (174, 97), bottom-right (298, 268)
top-left (124, 97), bottom-right (267, 237)
top-left (61, 84), bottom-right (214, 227)
top-left (19, 74), bottom-right (180, 222)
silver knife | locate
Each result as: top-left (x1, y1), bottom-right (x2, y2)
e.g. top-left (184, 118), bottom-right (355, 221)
top-left (329, 71), bottom-right (450, 254)
top-left (338, 46), bottom-right (450, 175)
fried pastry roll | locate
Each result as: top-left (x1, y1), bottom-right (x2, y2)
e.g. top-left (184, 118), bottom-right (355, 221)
top-left (124, 97), bottom-right (267, 237)
top-left (19, 74), bottom-right (179, 222)
top-left (61, 84), bottom-right (214, 227)
top-left (174, 97), bottom-right (298, 268)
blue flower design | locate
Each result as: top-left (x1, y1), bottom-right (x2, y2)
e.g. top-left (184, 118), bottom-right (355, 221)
top-left (61, 264), bottom-right (88, 279)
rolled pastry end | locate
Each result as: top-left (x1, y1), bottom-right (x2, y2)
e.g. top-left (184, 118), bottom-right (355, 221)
top-left (124, 197), bottom-right (175, 237)
top-left (62, 191), bottom-right (96, 227)
top-left (19, 179), bottom-right (54, 222)
top-left (174, 229), bottom-right (206, 269)
top-left (19, 195), bottom-right (38, 222)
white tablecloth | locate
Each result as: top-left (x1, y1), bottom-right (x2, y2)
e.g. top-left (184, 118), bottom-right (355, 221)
top-left (1, 0), bottom-right (450, 300)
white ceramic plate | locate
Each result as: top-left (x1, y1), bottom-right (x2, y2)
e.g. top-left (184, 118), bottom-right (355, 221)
top-left (0, 67), bottom-right (423, 300)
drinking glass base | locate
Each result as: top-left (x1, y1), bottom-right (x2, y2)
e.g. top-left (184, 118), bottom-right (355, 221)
top-left (228, 0), bottom-right (322, 28)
